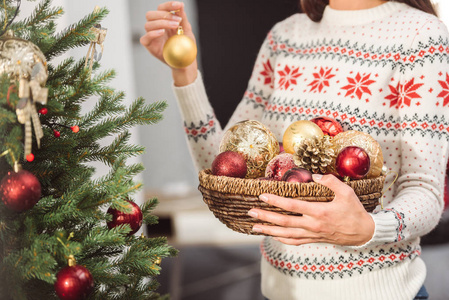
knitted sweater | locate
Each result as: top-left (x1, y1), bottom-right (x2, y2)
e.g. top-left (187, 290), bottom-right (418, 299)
top-left (173, 2), bottom-right (449, 300)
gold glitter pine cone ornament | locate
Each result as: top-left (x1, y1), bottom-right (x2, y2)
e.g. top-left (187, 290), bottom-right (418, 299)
top-left (219, 120), bottom-right (280, 179)
top-left (332, 130), bottom-right (384, 178)
top-left (293, 135), bottom-right (336, 174)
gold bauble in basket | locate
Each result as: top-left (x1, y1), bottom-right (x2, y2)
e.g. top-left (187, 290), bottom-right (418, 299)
top-left (332, 130), bottom-right (384, 178)
top-left (219, 120), bottom-right (279, 178)
top-left (283, 120), bottom-right (324, 154)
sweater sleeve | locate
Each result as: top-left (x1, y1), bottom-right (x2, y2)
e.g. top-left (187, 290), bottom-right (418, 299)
top-left (361, 19), bottom-right (449, 247)
top-left (173, 29), bottom-right (276, 171)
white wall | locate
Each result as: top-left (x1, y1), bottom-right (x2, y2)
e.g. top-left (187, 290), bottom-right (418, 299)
top-left (128, 0), bottom-right (199, 194)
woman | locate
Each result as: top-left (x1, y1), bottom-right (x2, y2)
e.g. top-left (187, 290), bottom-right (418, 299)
top-left (141, 1), bottom-right (449, 299)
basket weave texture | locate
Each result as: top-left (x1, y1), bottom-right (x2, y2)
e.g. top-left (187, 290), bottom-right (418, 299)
top-left (198, 169), bottom-right (386, 235)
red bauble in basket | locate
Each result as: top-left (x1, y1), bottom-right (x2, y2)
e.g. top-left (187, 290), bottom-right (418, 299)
top-left (265, 153), bottom-right (296, 181)
top-left (336, 146), bottom-right (371, 180)
top-left (281, 167), bottom-right (313, 183)
top-left (310, 116), bottom-right (344, 137)
top-left (212, 151), bottom-right (247, 178)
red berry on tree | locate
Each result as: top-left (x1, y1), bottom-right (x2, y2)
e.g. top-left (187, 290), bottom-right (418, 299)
top-left (26, 153), bottom-right (34, 162)
top-left (38, 108), bottom-right (48, 115)
top-left (71, 125), bottom-right (79, 133)
top-left (54, 130), bottom-right (61, 138)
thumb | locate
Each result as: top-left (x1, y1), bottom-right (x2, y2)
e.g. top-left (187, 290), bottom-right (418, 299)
top-left (312, 174), bottom-right (354, 200)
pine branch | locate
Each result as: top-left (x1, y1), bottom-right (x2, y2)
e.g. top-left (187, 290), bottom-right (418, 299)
top-left (0, 2), bottom-right (173, 298)
top-left (43, 7), bottom-right (109, 60)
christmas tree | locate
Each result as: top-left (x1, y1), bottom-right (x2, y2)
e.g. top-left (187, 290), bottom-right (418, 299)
top-left (0, 1), bottom-right (176, 299)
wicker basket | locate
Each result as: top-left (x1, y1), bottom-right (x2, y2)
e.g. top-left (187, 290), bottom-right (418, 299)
top-left (198, 169), bottom-right (386, 235)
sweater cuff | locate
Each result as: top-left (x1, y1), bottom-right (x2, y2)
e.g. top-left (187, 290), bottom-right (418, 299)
top-left (348, 210), bottom-right (400, 249)
top-left (172, 71), bottom-right (214, 122)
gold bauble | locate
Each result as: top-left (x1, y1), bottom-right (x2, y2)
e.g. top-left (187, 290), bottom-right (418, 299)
top-left (332, 130), bottom-right (384, 178)
top-left (163, 27), bottom-right (197, 69)
top-left (0, 30), bottom-right (48, 83)
top-left (219, 120), bottom-right (280, 179)
top-left (282, 120), bottom-right (324, 154)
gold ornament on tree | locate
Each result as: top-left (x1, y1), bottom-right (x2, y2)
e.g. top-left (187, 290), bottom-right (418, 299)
top-left (219, 120), bottom-right (279, 179)
top-left (162, 10), bottom-right (197, 69)
top-left (0, 30), bottom-right (48, 160)
top-left (282, 120), bottom-right (324, 154)
top-left (293, 135), bottom-right (336, 174)
top-left (332, 130), bottom-right (384, 178)
top-left (85, 6), bottom-right (107, 76)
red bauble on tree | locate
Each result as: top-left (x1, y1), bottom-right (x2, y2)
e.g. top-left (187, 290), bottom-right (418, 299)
top-left (336, 146), bottom-right (371, 180)
top-left (54, 256), bottom-right (94, 300)
top-left (281, 167), bottom-right (313, 183)
top-left (310, 116), bottom-right (344, 137)
top-left (265, 153), bottom-right (296, 180)
top-left (211, 151), bottom-right (247, 178)
top-left (107, 200), bottom-right (143, 235)
top-left (0, 168), bottom-right (41, 212)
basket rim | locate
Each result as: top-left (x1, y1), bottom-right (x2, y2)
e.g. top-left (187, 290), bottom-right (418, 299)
top-left (198, 168), bottom-right (386, 198)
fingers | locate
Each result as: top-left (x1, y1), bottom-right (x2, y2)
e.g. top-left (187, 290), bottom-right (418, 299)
top-left (144, 19), bottom-right (181, 33)
top-left (140, 30), bottom-right (164, 47)
top-left (149, 2), bottom-right (193, 34)
top-left (252, 224), bottom-right (319, 240)
top-left (312, 174), bottom-right (355, 200)
top-left (157, 1), bottom-right (184, 12)
top-left (273, 237), bottom-right (318, 246)
top-left (258, 193), bottom-right (316, 216)
top-left (249, 209), bottom-right (308, 229)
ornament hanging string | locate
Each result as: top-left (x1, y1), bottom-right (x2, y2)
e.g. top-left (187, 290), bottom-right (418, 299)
top-left (380, 171), bottom-right (399, 209)
top-left (0, 149), bottom-right (18, 167)
top-left (84, 6), bottom-right (107, 77)
top-left (56, 232), bottom-right (75, 260)
top-left (0, 0), bottom-right (21, 37)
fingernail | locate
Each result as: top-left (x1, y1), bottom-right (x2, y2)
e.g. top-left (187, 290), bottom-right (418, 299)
top-left (169, 20), bottom-right (180, 27)
top-left (171, 15), bottom-right (182, 21)
top-left (259, 194), bottom-right (268, 202)
top-left (248, 210), bottom-right (258, 218)
top-left (172, 1), bottom-right (182, 7)
top-left (252, 226), bottom-right (263, 233)
top-left (312, 174), bottom-right (323, 181)
top-left (154, 29), bottom-right (165, 35)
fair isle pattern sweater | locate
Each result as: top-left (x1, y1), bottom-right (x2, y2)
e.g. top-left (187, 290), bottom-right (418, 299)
top-left (173, 3), bottom-right (449, 300)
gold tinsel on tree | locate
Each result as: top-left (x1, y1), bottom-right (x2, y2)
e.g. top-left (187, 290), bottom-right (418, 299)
top-left (293, 135), bottom-right (336, 174)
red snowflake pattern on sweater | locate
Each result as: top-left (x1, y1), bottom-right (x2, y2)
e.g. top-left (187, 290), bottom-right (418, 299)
top-left (260, 59), bottom-right (274, 86)
top-left (385, 78), bottom-right (424, 108)
top-left (437, 73), bottom-right (449, 107)
top-left (341, 72), bottom-right (375, 100)
top-left (278, 65), bottom-right (302, 90)
top-left (308, 67), bottom-right (335, 93)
